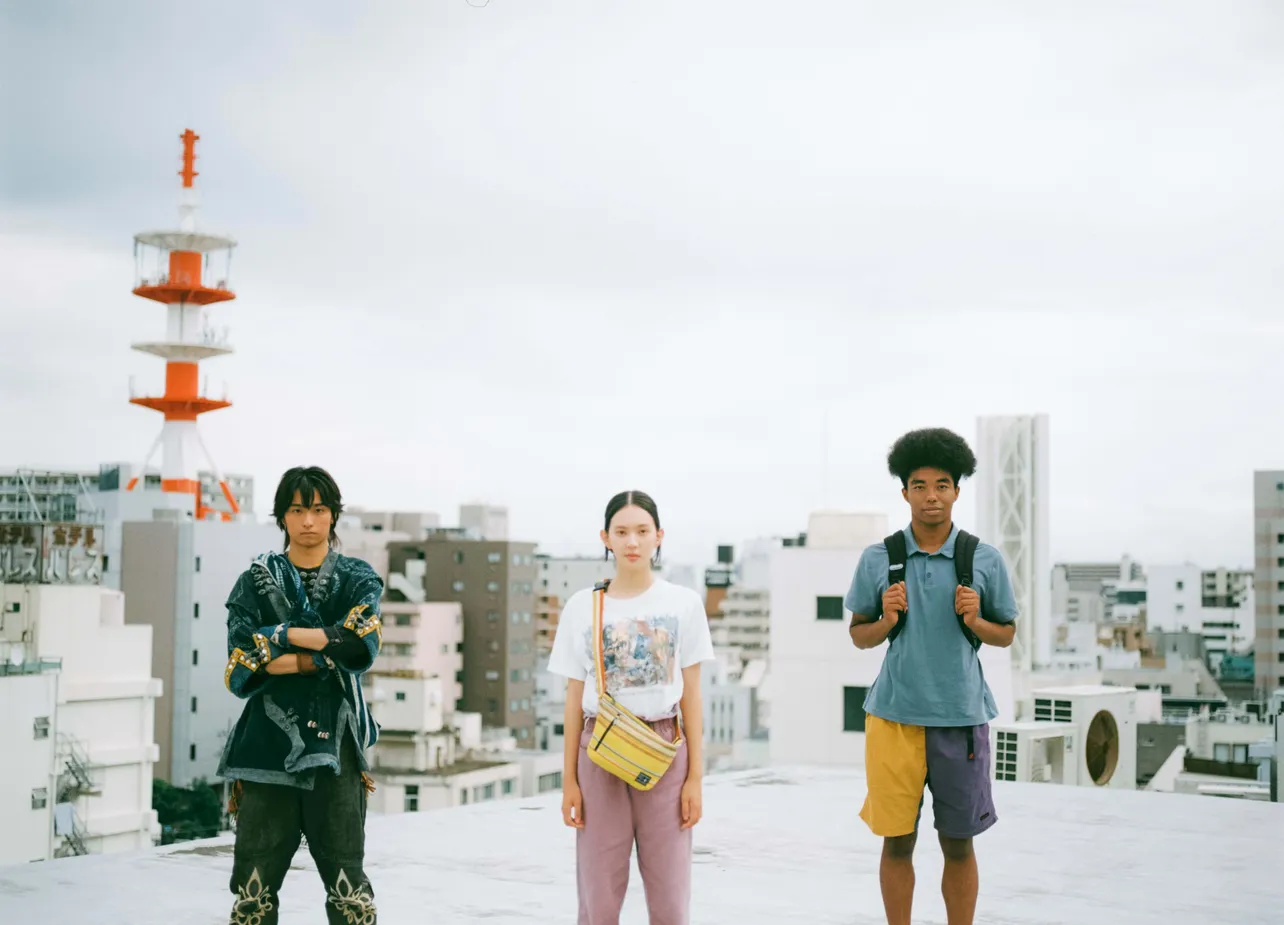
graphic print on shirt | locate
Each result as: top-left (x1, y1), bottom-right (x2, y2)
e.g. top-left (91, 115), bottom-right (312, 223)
top-left (586, 615), bottom-right (680, 690)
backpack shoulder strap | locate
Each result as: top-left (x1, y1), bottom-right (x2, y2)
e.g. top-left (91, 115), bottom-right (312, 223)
top-left (953, 531), bottom-right (982, 650)
top-left (883, 531), bottom-right (908, 642)
top-left (954, 531), bottom-right (979, 587)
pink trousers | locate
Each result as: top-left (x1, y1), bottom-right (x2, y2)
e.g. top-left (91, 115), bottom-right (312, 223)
top-left (576, 715), bottom-right (692, 925)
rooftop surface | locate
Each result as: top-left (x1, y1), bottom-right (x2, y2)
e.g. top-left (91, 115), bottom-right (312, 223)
top-left (1, 766), bottom-right (1280, 924)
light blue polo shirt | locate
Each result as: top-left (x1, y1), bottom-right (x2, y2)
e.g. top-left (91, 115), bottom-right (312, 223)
top-left (845, 523), bottom-right (1019, 728)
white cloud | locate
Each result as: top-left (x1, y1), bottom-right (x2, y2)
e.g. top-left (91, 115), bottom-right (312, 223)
top-left (3, 0), bottom-right (1282, 570)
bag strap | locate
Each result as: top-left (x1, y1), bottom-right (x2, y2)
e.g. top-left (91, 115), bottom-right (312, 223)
top-left (954, 530), bottom-right (982, 651)
top-left (592, 580), bottom-right (610, 700)
top-left (883, 531), bottom-right (908, 643)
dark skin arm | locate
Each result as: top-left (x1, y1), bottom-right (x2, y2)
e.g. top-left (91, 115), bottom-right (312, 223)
top-left (849, 581), bottom-right (905, 649)
top-left (955, 587), bottom-right (1016, 647)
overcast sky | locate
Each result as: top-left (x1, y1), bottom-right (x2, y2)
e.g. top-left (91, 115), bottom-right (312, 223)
top-left (2, 1), bottom-right (1282, 571)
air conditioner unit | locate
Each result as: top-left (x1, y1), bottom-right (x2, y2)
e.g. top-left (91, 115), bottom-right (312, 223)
top-left (1024, 685), bottom-right (1138, 789)
top-left (991, 721), bottom-right (1078, 785)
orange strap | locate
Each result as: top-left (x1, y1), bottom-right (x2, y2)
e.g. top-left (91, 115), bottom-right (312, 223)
top-left (593, 586), bottom-right (608, 700)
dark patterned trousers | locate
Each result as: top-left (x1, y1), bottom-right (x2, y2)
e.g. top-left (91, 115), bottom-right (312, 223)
top-left (228, 737), bottom-right (376, 924)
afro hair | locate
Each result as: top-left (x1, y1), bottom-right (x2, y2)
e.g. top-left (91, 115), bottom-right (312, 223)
top-left (887, 428), bottom-right (977, 488)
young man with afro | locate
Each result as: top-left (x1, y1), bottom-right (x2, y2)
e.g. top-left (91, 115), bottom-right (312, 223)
top-left (845, 428), bottom-right (1019, 925)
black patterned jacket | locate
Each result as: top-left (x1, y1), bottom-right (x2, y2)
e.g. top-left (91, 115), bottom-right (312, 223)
top-left (217, 550), bottom-right (383, 788)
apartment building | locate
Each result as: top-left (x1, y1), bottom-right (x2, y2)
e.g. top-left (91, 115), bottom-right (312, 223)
top-left (388, 538), bottom-right (539, 743)
top-left (1254, 472), bottom-right (1284, 698)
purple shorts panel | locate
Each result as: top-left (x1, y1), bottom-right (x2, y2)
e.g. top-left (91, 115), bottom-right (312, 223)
top-left (922, 723), bottom-right (997, 839)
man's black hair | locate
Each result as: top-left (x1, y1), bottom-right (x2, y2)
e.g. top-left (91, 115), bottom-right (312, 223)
top-left (273, 466), bottom-right (344, 550)
top-left (887, 428), bottom-right (978, 488)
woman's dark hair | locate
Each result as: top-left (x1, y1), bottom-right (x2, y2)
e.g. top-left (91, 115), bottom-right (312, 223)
top-left (887, 428), bottom-right (977, 488)
top-left (273, 466), bottom-right (344, 550)
top-left (602, 490), bottom-right (662, 565)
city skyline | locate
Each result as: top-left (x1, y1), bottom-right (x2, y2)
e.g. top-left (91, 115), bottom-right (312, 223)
top-left (4, 1), bottom-right (1280, 570)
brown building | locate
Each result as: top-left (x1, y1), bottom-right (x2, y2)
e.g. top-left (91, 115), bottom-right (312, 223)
top-left (389, 537), bottom-right (538, 743)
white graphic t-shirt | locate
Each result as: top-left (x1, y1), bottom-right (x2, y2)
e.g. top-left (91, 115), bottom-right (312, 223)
top-left (548, 578), bottom-right (715, 721)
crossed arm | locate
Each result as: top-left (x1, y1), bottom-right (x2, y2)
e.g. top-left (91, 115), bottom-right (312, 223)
top-left (224, 581), bottom-right (383, 697)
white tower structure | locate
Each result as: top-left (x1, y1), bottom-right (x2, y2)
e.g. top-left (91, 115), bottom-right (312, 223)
top-left (975, 415), bottom-right (1052, 675)
top-left (126, 129), bottom-right (240, 522)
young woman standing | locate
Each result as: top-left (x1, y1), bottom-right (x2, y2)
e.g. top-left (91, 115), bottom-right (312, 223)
top-left (548, 490), bottom-right (714, 925)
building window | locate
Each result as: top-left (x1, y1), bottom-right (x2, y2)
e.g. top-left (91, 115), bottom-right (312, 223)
top-left (489, 640), bottom-right (499, 653)
top-left (554, 723), bottom-right (565, 736)
top-left (513, 554), bottom-right (522, 567)
top-left (816, 596), bottom-right (844, 621)
top-left (486, 671), bottom-right (499, 681)
top-left (454, 550), bottom-right (465, 565)
top-left (190, 744), bottom-right (197, 761)
top-left (487, 581), bottom-right (500, 593)
top-left (192, 650), bottom-right (199, 666)
top-left (33, 717), bottom-right (50, 740)
top-left (523, 612), bottom-right (532, 623)
top-left (510, 700), bottom-right (519, 712)
top-left (511, 612), bottom-right (520, 624)
top-left (538, 771), bottom-right (563, 793)
top-left (487, 698), bottom-right (499, 713)
top-left (511, 670), bottom-right (521, 683)
top-left (452, 580), bottom-right (465, 592)
top-left (191, 697), bottom-right (198, 713)
top-left (395, 614), bottom-right (412, 627)
top-left (395, 691), bottom-right (407, 701)
top-left (518, 728), bottom-right (528, 739)
top-left (440, 643), bottom-right (449, 655)
top-left (194, 556), bottom-right (201, 572)
top-left (102, 555), bottom-right (109, 572)
top-left (842, 686), bottom-right (868, 732)
top-left (487, 611), bottom-right (499, 622)
top-left (194, 602), bottom-right (200, 619)
top-left (31, 788), bottom-right (48, 810)
top-left (460, 789), bottom-right (469, 805)
top-left (405, 784), bottom-right (419, 812)
top-left (520, 698), bottom-right (530, 710)
top-left (482, 782), bottom-right (495, 801)
top-left (502, 779), bottom-right (514, 796)
top-left (488, 552), bottom-right (502, 564)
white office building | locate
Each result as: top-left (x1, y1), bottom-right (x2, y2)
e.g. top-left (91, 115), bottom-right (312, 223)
top-left (710, 586), bottom-right (770, 656)
top-left (0, 583), bottom-right (161, 863)
top-left (118, 516), bottom-right (279, 786)
top-left (1146, 564), bottom-right (1254, 669)
top-left (770, 511), bottom-right (1016, 767)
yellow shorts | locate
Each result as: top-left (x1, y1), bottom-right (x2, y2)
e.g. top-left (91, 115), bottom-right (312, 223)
top-left (860, 713), bottom-right (997, 840)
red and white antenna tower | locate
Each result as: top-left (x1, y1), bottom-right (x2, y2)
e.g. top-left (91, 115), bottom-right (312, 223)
top-left (127, 129), bottom-right (240, 520)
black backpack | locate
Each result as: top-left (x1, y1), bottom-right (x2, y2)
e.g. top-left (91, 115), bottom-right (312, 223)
top-left (883, 529), bottom-right (982, 651)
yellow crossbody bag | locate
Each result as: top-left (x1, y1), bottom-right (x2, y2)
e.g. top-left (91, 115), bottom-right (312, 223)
top-left (586, 581), bottom-right (682, 791)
